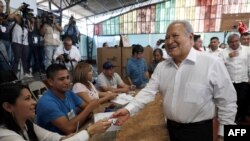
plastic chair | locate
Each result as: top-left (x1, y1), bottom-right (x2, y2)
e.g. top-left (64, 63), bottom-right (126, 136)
top-left (28, 81), bottom-right (48, 101)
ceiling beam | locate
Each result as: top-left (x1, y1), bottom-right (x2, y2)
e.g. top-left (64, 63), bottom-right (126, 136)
top-left (62, 0), bottom-right (87, 10)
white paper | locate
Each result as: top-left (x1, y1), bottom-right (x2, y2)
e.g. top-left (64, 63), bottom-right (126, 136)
top-left (111, 93), bottom-right (134, 105)
top-left (52, 33), bottom-right (58, 39)
top-left (94, 112), bottom-right (121, 132)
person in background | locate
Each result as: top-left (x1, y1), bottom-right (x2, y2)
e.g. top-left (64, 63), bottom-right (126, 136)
top-left (160, 44), bottom-right (169, 59)
top-left (96, 61), bottom-right (130, 93)
top-left (40, 12), bottom-right (62, 69)
top-left (113, 20), bottom-right (237, 141)
top-left (10, 13), bottom-right (32, 78)
top-left (53, 36), bottom-right (81, 71)
top-left (240, 32), bottom-right (250, 47)
top-left (221, 33), bottom-right (250, 124)
top-left (154, 39), bottom-right (164, 49)
top-left (126, 44), bottom-right (149, 88)
top-left (219, 43), bottom-right (226, 49)
top-left (148, 48), bottom-right (165, 77)
top-left (0, 83), bottom-right (111, 141)
top-left (36, 64), bottom-right (100, 135)
top-left (102, 42), bottom-right (109, 48)
top-left (72, 62), bottom-right (118, 104)
top-left (63, 16), bottom-right (80, 46)
top-left (193, 34), bottom-right (204, 51)
top-left (207, 37), bottom-right (223, 58)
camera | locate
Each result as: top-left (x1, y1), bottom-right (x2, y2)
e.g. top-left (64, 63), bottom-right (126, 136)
top-left (20, 3), bottom-right (33, 16)
top-left (62, 53), bottom-right (70, 63)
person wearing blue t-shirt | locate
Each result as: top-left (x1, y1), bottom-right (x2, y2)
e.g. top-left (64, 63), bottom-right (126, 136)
top-left (126, 44), bottom-right (149, 88)
top-left (36, 64), bottom-right (101, 135)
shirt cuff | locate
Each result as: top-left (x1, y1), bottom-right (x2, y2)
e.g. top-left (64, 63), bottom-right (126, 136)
top-left (125, 103), bottom-right (137, 116)
top-left (218, 124), bottom-right (224, 137)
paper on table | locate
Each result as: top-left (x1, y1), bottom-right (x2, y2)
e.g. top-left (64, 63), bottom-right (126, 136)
top-left (94, 112), bottom-right (121, 132)
top-left (111, 93), bottom-right (134, 105)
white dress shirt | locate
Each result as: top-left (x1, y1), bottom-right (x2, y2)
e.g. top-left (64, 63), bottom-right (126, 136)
top-left (0, 123), bottom-right (89, 141)
top-left (125, 48), bottom-right (237, 136)
top-left (207, 47), bottom-right (223, 58)
top-left (53, 45), bottom-right (81, 70)
top-left (221, 46), bottom-right (250, 83)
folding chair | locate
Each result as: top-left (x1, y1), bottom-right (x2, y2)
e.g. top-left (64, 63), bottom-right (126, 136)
top-left (28, 81), bottom-right (48, 101)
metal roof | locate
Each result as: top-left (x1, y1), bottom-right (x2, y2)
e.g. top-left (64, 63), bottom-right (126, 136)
top-left (37, 0), bottom-right (149, 18)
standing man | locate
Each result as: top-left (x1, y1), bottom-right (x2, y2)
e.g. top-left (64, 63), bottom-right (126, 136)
top-left (96, 61), bottom-right (130, 93)
top-left (193, 34), bottom-right (204, 51)
top-left (221, 33), bottom-right (250, 124)
top-left (126, 44), bottom-right (149, 88)
top-left (40, 12), bottom-right (62, 69)
top-left (113, 20), bottom-right (237, 141)
top-left (207, 37), bottom-right (223, 58)
top-left (240, 32), bottom-right (250, 47)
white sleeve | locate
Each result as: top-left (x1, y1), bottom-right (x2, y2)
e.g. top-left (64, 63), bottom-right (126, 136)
top-left (97, 74), bottom-right (108, 88)
top-left (34, 124), bottom-right (89, 141)
top-left (125, 63), bottom-right (161, 115)
top-left (72, 83), bottom-right (88, 94)
top-left (53, 47), bottom-right (63, 60)
top-left (34, 124), bottom-right (62, 141)
top-left (73, 47), bottom-right (81, 61)
top-left (209, 59), bottom-right (237, 136)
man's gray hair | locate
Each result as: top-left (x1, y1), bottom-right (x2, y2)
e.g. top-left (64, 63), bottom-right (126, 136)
top-left (168, 20), bottom-right (194, 34)
top-left (227, 33), bottom-right (240, 43)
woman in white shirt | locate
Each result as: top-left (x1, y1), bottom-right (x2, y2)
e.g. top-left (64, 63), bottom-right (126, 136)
top-left (72, 62), bottom-right (117, 104)
top-left (0, 83), bottom-right (111, 141)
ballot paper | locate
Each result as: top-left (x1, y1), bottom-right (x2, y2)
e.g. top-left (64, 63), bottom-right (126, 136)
top-left (111, 93), bottom-right (134, 105)
top-left (94, 112), bottom-right (120, 132)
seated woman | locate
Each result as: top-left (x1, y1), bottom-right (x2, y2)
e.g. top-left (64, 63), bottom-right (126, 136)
top-left (0, 83), bottom-right (111, 141)
top-left (72, 62), bottom-right (118, 104)
top-left (148, 48), bottom-right (165, 77)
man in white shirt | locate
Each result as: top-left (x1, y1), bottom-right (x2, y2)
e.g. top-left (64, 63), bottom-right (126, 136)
top-left (112, 20), bottom-right (237, 141)
top-left (240, 32), bottom-right (250, 47)
top-left (207, 37), bottom-right (223, 58)
top-left (53, 36), bottom-right (81, 71)
top-left (96, 61), bottom-right (130, 93)
top-left (221, 33), bottom-right (250, 124)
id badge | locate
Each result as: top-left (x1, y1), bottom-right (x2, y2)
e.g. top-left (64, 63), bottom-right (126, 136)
top-left (33, 37), bottom-right (38, 44)
top-left (52, 33), bottom-right (58, 39)
top-left (67, 109), bottom-right (76, 120)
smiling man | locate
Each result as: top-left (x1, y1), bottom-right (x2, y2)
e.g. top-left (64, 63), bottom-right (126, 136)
top-left (112, 20), bottom-right (237, 141)
top-left (36, 64), bottom-right (99, 135)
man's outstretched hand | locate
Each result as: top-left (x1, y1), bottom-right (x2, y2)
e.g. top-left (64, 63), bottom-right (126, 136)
top-left (111, 109), bottom-right (130, 126)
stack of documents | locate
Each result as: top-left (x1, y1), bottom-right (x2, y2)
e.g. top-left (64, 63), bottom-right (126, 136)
top-left (111, 93), bottom-right (134, 105)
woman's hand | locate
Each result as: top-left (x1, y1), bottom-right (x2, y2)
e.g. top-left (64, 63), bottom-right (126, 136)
top-left (87, 119), bottom-right (112, 135)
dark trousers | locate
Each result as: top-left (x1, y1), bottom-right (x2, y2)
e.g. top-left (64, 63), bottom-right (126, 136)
top-left (12, 43), bottom-right (29, 74)
top-left (167, 119), bottom-right (213, 141)
top-left (233, 82), bottom-right (250, 123)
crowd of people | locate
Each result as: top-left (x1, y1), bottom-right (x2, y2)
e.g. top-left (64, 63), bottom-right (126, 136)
top-left (0, 0), bottom-right (80, 81)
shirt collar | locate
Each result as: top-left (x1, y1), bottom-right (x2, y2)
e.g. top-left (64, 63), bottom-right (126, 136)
top-left (165, 47), bottom-right (197, 65)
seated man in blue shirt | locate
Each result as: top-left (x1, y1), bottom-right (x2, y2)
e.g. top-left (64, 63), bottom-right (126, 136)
top-left (126, 44), bottom-right (149, 88)
top-left (36, 64), bottom-right (99, 135)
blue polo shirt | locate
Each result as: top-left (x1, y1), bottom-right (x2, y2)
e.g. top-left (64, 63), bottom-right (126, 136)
top-left (126, 57), bottom-right (148, 88)
top-left (36, 89), bottom-right (83, 134)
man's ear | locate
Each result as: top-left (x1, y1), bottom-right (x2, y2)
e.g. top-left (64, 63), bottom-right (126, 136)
top-left (47, 78), bottom-right (53, 87)
top-left (2, 102), bottom-right (13, 113)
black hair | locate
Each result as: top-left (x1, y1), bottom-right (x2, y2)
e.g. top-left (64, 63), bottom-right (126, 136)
top-left (0, 83), bottom-right (38, 141)
top-left (132, 44), bottom-right (144, 55)
top-left (194, 35), bottom-right (201, 42)
top-left (241, 32), bottom-right (250, 37)
top-left (210, 37), bottom-right (219, 41)
top-left (46, 64), bottom-right (68, 79)
top-left (103, 42), bottom-right (108, 47)
top-left (153, 48), bottom-right (163, 56)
